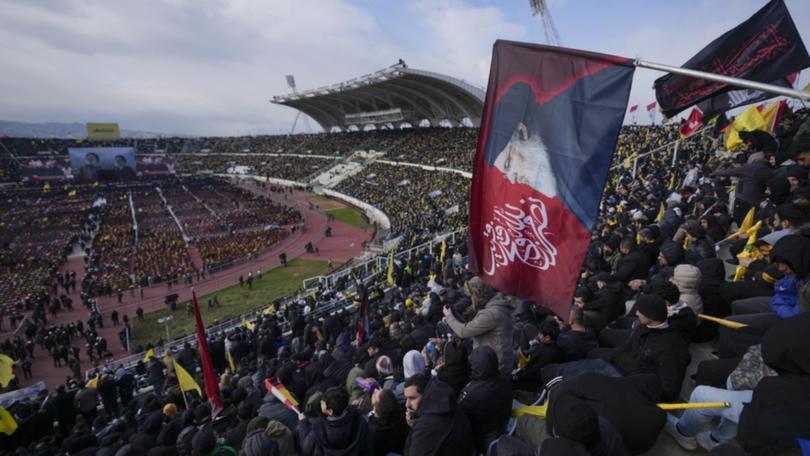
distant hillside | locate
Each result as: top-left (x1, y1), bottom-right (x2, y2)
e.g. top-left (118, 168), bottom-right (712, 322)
top-left (0, 120), bottom-right (192, 138)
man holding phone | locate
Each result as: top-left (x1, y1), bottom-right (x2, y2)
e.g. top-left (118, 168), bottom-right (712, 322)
top-left (442, 276), bottom-right (515, 377)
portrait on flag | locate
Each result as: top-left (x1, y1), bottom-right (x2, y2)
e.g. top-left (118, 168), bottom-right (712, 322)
top-left (469, 40), bottom-right (635, 316)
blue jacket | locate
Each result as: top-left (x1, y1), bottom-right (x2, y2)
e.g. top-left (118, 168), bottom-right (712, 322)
top-left (771, 276), bottom-right (804, 319)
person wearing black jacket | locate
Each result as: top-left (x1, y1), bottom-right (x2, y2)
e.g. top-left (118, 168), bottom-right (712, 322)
top-left (513, 319), bottom-right (562, 391)
top-left (403, 374), bottom-right (474, 456)
top-left (736, 312), bottom-right (810, 455)
top-left (612, 238), bottom-right (653, 283)
top-left (460, 346), bottom-right (514, 455)
top-left (645, 281), bottom-right (697, 342)
top-left (369, 388), bottom-right (409, 456)
top-left (601, 294), bottom-right (690, 402)
top-left (543, 373), bottom-right (666, 455)
top-left (543, 394), bottom-right (628, 456)
top-left (558, 306), bottom-right (599, 362)
top-left (296, 386), bottom-right (371, 456)
top-left (177, 342), bottom-right (197, 375)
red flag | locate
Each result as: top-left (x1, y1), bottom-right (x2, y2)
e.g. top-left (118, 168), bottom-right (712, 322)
top-left (646, 102), bottom-right (657, 112)
top-left (191, 290), bottom-right (223, 413)
top-left (629, 104), bottom-right (638, 112)
top-left (679, 108), bottom-right (703, 138)
top-left (468, 40), bottom-right (635, 317)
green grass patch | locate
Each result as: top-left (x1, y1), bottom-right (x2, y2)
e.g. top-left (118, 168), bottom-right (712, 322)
top-left (130, 259), bottom-right (332, 349)
top-left (326, 207), bottom-right (372, 229)
top-left (312, 194), bottom-right (333, 203)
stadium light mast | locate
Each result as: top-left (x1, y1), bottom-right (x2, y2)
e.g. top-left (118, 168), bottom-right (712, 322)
top-left (528, 0), bottom-right (562, 46)
top-left (285, 75), bottom-right (312, 135)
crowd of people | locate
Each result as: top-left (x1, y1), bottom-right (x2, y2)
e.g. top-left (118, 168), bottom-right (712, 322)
top-left (79, 178), bottom-right (302, 297)
top-left (2, 105), bottom-right (810, 455)
top-left (174, 155), bottom-right (337, 182)
top-left (334, 163), bottom-right (470, 249)
top-left (195, 229), bottom-right (290, 270)
top-left (0, 190), bottom-right (92, 309)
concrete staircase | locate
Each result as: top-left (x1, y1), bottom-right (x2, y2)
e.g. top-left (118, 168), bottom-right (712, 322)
top-left (310, 161), bottom-right (366, 188)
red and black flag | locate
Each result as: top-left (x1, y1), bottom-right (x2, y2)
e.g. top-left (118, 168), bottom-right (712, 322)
top-left (468, 40), bottom-right (635, 318)
top-left (654, 0), bottom-right (810, 118)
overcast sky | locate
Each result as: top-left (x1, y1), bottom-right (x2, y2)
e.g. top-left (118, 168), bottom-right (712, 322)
top-left (1, 0), bottom-right (808, 136)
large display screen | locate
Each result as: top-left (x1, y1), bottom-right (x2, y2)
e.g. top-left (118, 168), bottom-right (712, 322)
top-left (68, 147), bottom-right (137, 182)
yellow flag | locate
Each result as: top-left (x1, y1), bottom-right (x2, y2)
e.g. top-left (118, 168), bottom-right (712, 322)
top-left (726, 106), bottom-right (766, 150)
top-left (386, 251), bottom-right (394, 286)
top-left (0, 406), bottom-right (17, 436)
top-left (86, 375), bottom-right (99, 389)
top-left (243, 319), bottom-right (255, 332)
top-left (517, 349), bottom-right (530, 369)
top-left (512, 403), bottom-right (548, 418)
top-left (738, 207), bottom-right (756, 234)
top-left (92, 181), bottom-right (100, 188)
top-left (0, 354), bottom-right (16, 388)
top-left (143, 348), bottom-right (155, 363)
top-left (173, 361), bottom-right (202, 396)
top-left (657, 402), bottom-right (730, 411)
top-left (760, 100), bottom-right (782, 131)
top-left (697, 314), bottom-right (748, 329)
top-left (68, 190), bottom-right (77, 197)
top-left (440, 239), bottom-right (447, 264)
top-left (733, 220), bottom-right (763, 282)
top-left (227, 351), bottom-right (237, 373)
top-left (655, 202), bottom-right (665, 223)
top-left (668, 173), bottom-right (675, 190)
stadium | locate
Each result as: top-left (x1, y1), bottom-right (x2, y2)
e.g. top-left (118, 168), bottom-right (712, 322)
top-left (1, 0), bottom-right (810, 455)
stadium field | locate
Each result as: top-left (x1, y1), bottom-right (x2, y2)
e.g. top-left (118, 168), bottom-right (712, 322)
top-left (129, 259), bottom-right (334, 347)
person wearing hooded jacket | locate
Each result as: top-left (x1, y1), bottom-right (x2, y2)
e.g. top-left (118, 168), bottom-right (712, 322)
top-left (443, 276), bottom-right (515, 377)
top-left (736, 312), bottom-right (810, 454)
top-left (670, 264), bottom-right (703, 316)
top-left (459, 346), bottom-right (514, 455)
top-left (666, 313), bottom-right (810, 453)
top-left (721, 234), bottom-right (810, 353)
top-left (542, 394), bottom-right (627, 456)
top-left (296, 386), bottom-right (371, 456)
top-left (403, 374), bottom-right (474, 456)
top-left (240, 426), bottom-right (280, 456)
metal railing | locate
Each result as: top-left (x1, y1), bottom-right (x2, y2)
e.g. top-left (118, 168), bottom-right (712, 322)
top-left (107, 227), bottom-right (464, 372)
top-left (610, 126), bottom-right (713, 178)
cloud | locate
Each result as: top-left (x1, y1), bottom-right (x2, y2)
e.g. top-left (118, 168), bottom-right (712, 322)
top-left (0, 0), bottom-right (806, 134)
top-left (410, 1), bottom-right (526, 85)
top-left (0, 0), bottom-right (396, 135)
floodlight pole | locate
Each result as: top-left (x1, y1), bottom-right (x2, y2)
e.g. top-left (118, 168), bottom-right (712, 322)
top-left (635, 59), bottom-right (810, 101)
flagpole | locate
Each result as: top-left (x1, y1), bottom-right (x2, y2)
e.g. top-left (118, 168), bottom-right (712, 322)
top-left (635, 59), bottom-right (810, 101)
top-left (181, 387), bottom-right (189, 410)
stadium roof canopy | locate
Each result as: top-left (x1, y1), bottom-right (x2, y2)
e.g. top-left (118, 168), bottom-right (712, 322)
top-left (271, 61), bottom-right (485, 130)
